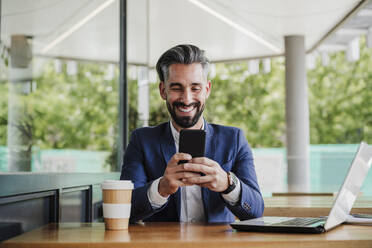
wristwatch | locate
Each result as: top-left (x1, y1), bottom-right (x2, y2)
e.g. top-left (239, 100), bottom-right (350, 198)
top-left (221, 171), bottom-right (238, 194)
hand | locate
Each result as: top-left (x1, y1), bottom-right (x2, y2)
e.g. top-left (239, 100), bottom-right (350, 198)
top-left (181, 157), bottom-right (229, 192)
top-left (158, 153), bottom-right (200, 197)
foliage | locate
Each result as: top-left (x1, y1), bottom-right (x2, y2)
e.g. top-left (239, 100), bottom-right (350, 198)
top-left (25, 62), bottom-right (119, 150)
top-left (0, 82), bottom-right (8, 145)
top-left (0, 41), bottom-right (9, 67)
top-left (308, 38), bottom-right (372, 144)
top-left (204, 61), bottom-right (285, 148)
top-left (0, 39), bottom-right (371, 172)
top-left (148, 82), bottom-right (169, 126)
top-left (0, 61), bottom-right (122, 170)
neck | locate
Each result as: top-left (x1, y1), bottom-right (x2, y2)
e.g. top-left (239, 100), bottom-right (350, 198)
top-left (171, 117), bottom-right (204, 132)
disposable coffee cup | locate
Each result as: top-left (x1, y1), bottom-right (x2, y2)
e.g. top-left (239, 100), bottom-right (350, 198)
top-left (101, 180), bottom-right (134, 230)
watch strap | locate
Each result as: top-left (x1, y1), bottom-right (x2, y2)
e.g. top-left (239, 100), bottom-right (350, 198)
top-left (221, 171), bottom-right (237, 194)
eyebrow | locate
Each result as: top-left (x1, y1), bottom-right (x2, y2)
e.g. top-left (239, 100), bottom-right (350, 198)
top-left (169, 82), bottom-right (203, 87)
top-left (169, 82), bottom-right (183, 88)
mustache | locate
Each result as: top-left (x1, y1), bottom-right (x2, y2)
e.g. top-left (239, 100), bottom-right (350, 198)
top-left (173, 102), bottom-right (200, 108)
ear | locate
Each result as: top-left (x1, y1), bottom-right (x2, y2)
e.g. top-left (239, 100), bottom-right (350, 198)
top-left (205, 80), bottom-right (212, 99)
top-left (159, 81), bottom-right (167, 100)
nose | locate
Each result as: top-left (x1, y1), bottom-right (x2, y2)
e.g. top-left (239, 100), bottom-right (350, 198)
top-left (181, 88), bottom-right (193, 105)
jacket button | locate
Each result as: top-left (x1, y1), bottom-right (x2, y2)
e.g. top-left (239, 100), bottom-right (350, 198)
top-left (243, 202), bottom-right (251, 211)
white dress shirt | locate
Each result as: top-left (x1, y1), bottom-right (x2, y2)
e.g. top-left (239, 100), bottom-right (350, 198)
top-left (147, 121), bottom-right (241, 222)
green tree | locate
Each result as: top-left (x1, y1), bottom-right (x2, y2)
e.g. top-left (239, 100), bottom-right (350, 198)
top-left (204, 61), bottom-right (285, 147)
top-left (29, 62), bottom-right (119, 150)
top-left (308, 38), bottom-right (372, 144)
top-left (148, 82), bottom-right (169, 126)
top-left (0, 82), bottom-right (8, 146)
top-left (1, 39), bottom-right (371, 172)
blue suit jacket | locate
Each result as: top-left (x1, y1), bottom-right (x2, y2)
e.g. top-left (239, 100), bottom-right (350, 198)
top-left (120, 121), bottom-right (264, 223)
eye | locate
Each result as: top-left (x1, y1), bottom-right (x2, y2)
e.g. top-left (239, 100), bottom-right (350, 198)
top-left (191, 86), bottom-right (201, 92)
top-left (170, 87), bottom-right (182, 92)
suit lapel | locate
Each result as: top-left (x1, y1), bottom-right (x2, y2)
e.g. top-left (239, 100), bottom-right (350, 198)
top-left (202, 121), bottom-right (215, 222)
top-left (204, 121), bottom-right (215, 160)
top-left (160, 122), bottom-right (177, 165)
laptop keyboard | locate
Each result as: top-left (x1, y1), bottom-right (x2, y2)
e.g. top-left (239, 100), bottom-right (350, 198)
top-left (273, 217), bottom-right (326, 227)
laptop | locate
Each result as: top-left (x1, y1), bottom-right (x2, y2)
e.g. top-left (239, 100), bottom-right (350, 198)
top-left (230, 142), bottom-right (372, 233)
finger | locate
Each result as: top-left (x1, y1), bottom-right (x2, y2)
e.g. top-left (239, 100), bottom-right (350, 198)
top-left (183, 175), bottom-right (213, 185)
top-left (176, 171), bottom-right (202, 179)
top-left (167, 162), bottom-right (198, 174)
top-left (199, 182), bottom-right (209, 188)
top-left (190, 157), bottom-right (218, 167)
top-left (198, 182), bottom-right (219, 191)
top-left (182, 162), bottom-right (214, 175)
top-left (180, 181), bottom-right (195, 187)
top-left (167, 171), bottom-right (201, 182)
top-left (170, 180), bottom-right (190, 188)
top-left (165, 174), bottom-right (198, 188)
top-left (168, 153), bottom-right (192, 167)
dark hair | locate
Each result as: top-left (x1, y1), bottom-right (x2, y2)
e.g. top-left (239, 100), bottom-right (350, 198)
top-left (156, 44), bottom-right (210, 82)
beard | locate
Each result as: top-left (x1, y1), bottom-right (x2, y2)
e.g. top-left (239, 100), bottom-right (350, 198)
top-left (166, 101), bottom-right (205, 128)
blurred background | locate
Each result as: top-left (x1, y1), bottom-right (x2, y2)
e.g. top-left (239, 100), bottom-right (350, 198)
top-left (0, 0), bottom-right (371, 196)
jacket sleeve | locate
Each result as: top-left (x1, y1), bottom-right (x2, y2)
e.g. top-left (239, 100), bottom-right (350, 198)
top-left (224, 129), bottom-right (264, 220)
top-left (120, 130), bottom-right (168, 222)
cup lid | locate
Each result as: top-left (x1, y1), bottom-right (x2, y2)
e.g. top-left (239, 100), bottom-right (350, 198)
top-left (101, 180), bottom-right (134, 190)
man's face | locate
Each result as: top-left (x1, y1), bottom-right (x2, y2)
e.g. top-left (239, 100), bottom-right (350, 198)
top-left (159, 63), bottom-right (211, 129)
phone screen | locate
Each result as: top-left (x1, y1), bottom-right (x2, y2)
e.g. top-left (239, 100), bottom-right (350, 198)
top-left (178, 129), bottom-right (206, 164)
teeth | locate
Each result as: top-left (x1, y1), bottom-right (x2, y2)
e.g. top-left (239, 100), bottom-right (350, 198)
top-left (179, 106), bottom-right (194, 113)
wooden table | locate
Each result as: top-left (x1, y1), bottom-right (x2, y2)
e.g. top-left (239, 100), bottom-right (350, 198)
top-left (2, 222), bottom-right (372, 248)
top-left (264, 196), bottom-right (372, 217)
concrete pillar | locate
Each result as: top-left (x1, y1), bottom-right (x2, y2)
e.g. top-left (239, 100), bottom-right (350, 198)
top-left (7, 35), bottom-right (33, 171)
top-left (367, 26), bottom-right (372, 48)
top-left (346, 37), bottom-right (360, 62)
top-left (248, 60), bottom-right (259, 75)
top-left (284, 35), bottom-right (310, 192)
top-left (262, 58), bottom-right (271, 74)
top-left (137, 66), bottom-right (149, 127)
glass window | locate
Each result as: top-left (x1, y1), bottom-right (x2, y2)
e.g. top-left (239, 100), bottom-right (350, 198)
top-left (1, 0), bottom-right (119, 172)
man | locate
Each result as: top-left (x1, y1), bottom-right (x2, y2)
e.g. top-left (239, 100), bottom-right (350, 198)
top-left (120, 44), bottom-right (264, 223)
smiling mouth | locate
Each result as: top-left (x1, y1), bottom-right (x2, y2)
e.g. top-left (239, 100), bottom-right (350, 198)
top-left (167, 101), bottom-right (204, 128)
top-left (178, 105), bottom-right (195, 113)
top-left (174, 102), bottom-right (198, 114)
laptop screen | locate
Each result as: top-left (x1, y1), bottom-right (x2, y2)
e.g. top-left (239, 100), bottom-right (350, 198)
top-left (324, 142), bottom-right (372, 230)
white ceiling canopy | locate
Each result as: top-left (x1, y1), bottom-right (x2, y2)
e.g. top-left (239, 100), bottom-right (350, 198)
top-left (0, 0), bottom-right (368, 66)
top-left (319, 0), bottom-right (372, 51)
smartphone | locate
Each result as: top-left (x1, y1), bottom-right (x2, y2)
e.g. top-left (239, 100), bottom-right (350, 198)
top-left (178, 129), bottom-right (206, 164)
